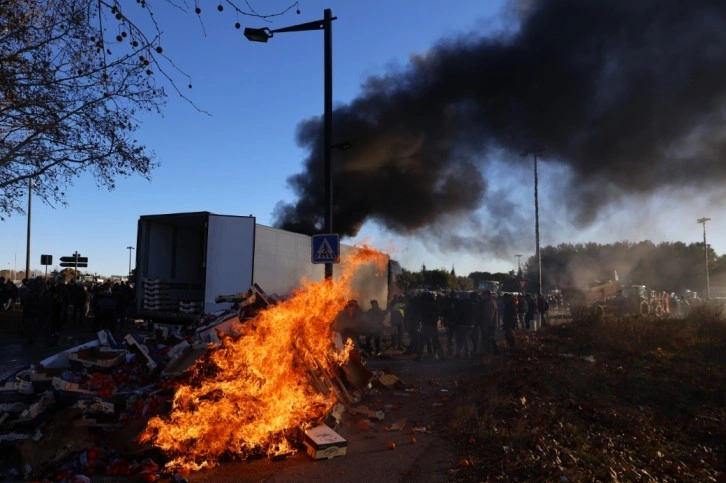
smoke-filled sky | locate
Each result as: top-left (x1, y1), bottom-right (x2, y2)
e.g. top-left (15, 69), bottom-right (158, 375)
top-left (2, 0), bottom-right (725, 278)
top-left (275, 0), bottom-right (726, 261)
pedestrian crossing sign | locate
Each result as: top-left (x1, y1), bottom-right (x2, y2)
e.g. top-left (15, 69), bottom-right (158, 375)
top-left (311, 234), bottom-right (340, 264)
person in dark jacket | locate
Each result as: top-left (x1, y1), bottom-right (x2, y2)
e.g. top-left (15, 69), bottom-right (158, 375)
top-left (475, 291), bottom-right (500, 354)
top-left (455, 293), bottom-right (475, 358)
top-left (525, 293), bottom-right (536, 330)
top-left (363, 299), bottom-right (386, 357)
top-left (43, 283), bottom-right (65, 345)
top-left (69, 280), bottom-right (87, 327)
top-left (502, 293), bottom-right (517, 349)
top-left (95, 284), bottom-right (117, 332)
top-left (537, 294), bottom-right (550, 327)
top-left (416, 291), bottom-right (445, 361)
top-left (334, 299), bottom-right (364, 349)
top-left (439, 292), bottom-right (458, 356)
top-left (403, 293), bottom-right (421, 355)
top-left (389, 295), bottom-right (406, 350)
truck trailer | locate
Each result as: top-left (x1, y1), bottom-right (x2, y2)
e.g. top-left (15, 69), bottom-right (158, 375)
top-left (134, 212), bottom-right (398, 323)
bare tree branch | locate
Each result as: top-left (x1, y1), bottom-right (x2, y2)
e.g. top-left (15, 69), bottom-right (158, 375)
top-left (0, 0), bottom-right (299, 219)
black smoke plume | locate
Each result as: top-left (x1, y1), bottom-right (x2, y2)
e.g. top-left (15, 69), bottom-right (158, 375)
top-left (274, 0), bottom-right (726, 256)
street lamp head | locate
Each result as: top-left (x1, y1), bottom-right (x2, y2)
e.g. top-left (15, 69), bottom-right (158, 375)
top-left (244, 27), bottom-right (273, 43)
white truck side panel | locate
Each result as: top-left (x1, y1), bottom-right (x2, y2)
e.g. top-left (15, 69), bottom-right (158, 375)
top-left (253, 225), bottom-right (389, 309)
top-left (253, 225), bottom-right (322, 298)
top-left (205, 215), bottom-right (256, 313)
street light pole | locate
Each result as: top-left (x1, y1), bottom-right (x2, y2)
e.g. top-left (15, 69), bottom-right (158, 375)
top-left (697, 217), bottom-right (711, 299)
top-left (534, 150), bottom-right (541, 296)
top-left (322, 8), bottom-right (334, 281)
top-left (126, 246), bottom-right (134, 278)
top-left (515, 254), bottom-right (522, 276)
top-left (244, 9), bottom-right (337, 280)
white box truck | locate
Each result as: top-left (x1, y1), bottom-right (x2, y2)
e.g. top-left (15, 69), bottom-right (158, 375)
top-left (134, 212), bottom-right (398, 323)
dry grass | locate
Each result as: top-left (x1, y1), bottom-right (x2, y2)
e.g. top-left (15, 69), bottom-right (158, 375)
top-left (443, 311), bottom-right (726, 482)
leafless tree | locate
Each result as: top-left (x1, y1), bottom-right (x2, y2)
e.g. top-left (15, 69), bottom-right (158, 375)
top-left (0, 0), bottom-right (297, 218)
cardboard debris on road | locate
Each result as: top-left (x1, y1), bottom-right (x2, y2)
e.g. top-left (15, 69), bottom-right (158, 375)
top-left (68, 347), bottom-right (127, 371)
top-left (0, 380), bottom-right (34, 402)
top-left (376, 373), bottom-right (404, 389)
top-left (16, 407), bottom-right (96, 479)
top-left (349, 405), bottom-right (385, 421)
top-left (386, 417), bottom-right (407, 431)
top-left (124, 333), bottom-right (159, 372)
top-left (303, 423), bottom-right (347, 460)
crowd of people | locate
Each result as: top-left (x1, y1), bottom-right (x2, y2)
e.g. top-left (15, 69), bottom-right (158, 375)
top-left (3, 274), bottom-right (556, 357)
top-left (334, 289), bottom-right (551, 361)
top-left (0, 276), bottom-right (135, 345)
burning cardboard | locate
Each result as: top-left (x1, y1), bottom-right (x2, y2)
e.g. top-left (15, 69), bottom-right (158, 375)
top-left (197, 313), bottom-right (246, 342)
top-left (215, 283), bottom-right (277, 319)
top-left (161, 346), bottom-right (208, 378)
top-left (140, 249), bottom-right (390, 470)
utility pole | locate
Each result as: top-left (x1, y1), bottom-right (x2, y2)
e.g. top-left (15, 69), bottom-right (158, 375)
top-left (697, 217), bottom-right (711, 299)
top-left (25, 179), bottom-right (32, 279)
top-left (521, 144), bottom-right (544, 296)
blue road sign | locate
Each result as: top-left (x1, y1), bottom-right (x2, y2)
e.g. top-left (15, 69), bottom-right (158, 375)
top-left (311, 234), bottom-right (340, 264)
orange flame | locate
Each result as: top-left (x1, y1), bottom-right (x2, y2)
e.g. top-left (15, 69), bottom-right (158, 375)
top-left (141, 247), bottom-right (388, 470)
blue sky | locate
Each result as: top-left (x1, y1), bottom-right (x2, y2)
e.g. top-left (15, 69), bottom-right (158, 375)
top-left (1, 0), bottom-right (724, 280)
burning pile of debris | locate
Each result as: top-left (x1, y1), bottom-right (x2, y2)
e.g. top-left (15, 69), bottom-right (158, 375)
top-left (0, 249), bottom-right (397, 481)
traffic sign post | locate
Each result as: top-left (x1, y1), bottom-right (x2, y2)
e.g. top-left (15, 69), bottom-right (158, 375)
top-left (311, 234), bottom-right (340, 265)
top-left (40, 255), bottom-right (53, 278)
top-left (59, 252), bottom-right (89, 277)
top-left (518, 278), bottom-right (528, 292)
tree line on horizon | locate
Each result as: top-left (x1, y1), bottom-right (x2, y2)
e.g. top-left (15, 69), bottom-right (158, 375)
top-left (400, 240), bottom-right (725, 298)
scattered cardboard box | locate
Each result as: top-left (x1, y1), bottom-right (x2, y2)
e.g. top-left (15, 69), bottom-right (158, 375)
top-left (72, 397), bottom-right (115, 415)
top-left (69, 347), bottom-right (126, 370)
top-left (0, 380), bottom-right (34, 403)
top-left (303, 423), bottom-right (347, 460)
top-left (124, 333), bottom-right (159, 372)
top-left (51, 377), bottom-right (95, 400)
